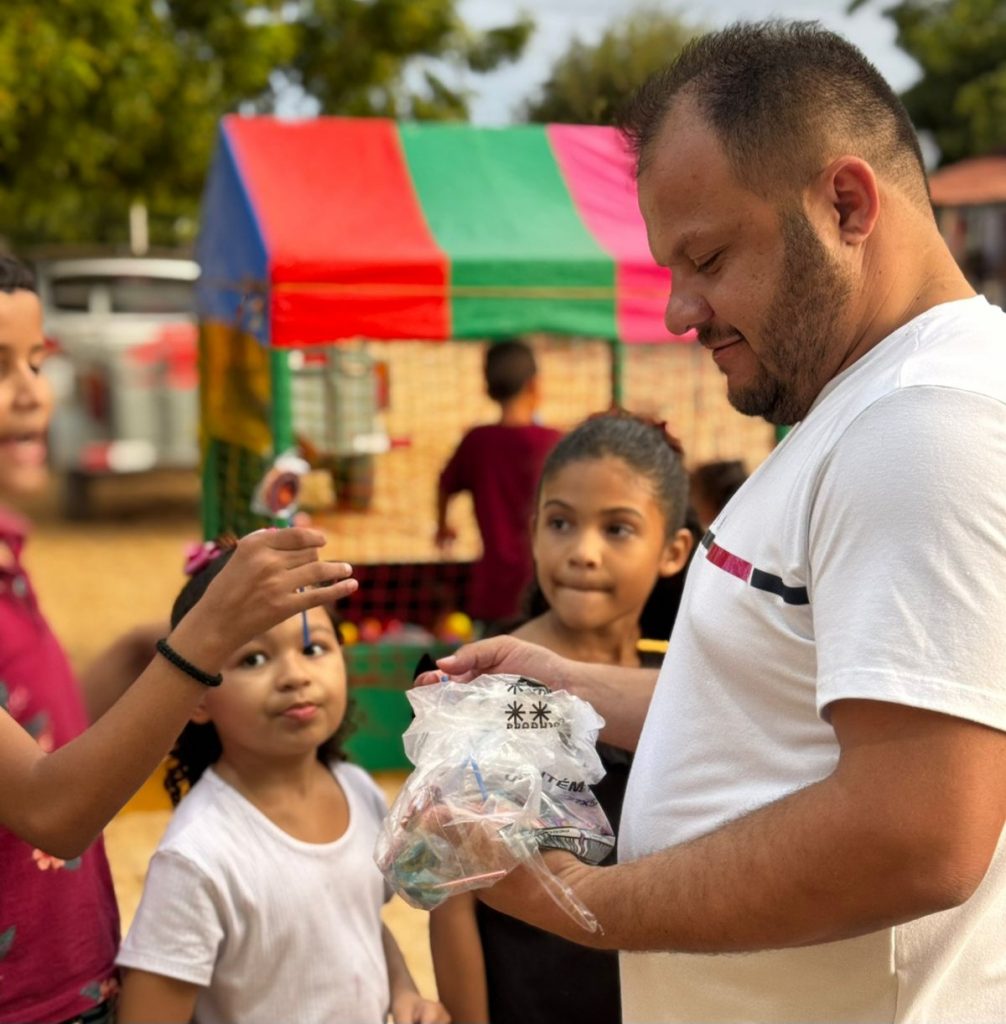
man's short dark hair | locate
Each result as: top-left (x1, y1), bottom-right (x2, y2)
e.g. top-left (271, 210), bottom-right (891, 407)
top-left (484, 338), bottom-right (537, 403)
top-left (619, 21), bottom-right (930, 210)
top-left (0, 255), bottom-right (36, 294)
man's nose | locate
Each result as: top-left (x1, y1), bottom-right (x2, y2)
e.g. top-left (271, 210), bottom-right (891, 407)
top-left (665, 281), bottom-right (713, 336)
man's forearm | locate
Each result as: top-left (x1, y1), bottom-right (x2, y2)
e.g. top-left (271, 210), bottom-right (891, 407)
top-left (565, 662), bottom-right (657, 750)
top-left (526, 769), bottom-right (981, 954)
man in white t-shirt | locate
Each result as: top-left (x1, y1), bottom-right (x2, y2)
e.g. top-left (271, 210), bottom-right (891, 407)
top-left (418, 20), bottom-right (1006, 1024)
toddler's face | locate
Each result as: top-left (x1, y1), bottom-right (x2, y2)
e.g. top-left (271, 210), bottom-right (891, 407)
top-left (198, 607), bottom-right (348, 761)
top-left (0, 290), bottom-right (53, 499)
top-left (532, 456), bottom-right (682, 633)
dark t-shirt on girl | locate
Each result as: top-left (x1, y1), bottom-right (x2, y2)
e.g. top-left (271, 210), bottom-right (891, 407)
top-left (474, 647), bottom-right (665, 1024)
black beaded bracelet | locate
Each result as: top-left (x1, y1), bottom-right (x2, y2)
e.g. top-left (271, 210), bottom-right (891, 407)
top-left (155, 638), bottom-right (223, 688)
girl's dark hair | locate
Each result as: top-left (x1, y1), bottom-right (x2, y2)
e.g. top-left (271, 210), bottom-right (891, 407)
top-left (518, 408), bottom-right (698, 640)
top-left (164, 537), bottom-right (352, 807)
top-left (537, 407), bottom-right (689, 535)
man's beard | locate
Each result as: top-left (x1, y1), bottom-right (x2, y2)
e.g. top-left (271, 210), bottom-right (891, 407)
top-left (725, 210), bottom-right (853, 426)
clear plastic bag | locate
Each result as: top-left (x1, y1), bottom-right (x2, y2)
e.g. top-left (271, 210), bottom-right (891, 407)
top-left (374, 674), bottom-right (614, 932)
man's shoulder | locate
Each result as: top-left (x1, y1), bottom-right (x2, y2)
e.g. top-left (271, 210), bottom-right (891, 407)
top-left (898, 296), bottom-right (1006, 398)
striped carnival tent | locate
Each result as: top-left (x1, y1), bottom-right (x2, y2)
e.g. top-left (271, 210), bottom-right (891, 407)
top-left (195, 117), bottom-right (770, 770)
top-left (196, 116), bottom-right (697, 539)
top-left (197, 115), bottom-right (687, 346)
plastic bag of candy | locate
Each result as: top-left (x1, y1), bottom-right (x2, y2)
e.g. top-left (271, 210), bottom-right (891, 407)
top-left (374, 674), bottom-right (614, 932)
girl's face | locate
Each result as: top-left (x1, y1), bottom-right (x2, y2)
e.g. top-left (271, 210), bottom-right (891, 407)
top-left (0, 290), bottom-right (53, 499)
top-left (194, 607), bottom-right (347, 763)
top-left (532, 455), bottom-right (689, 634)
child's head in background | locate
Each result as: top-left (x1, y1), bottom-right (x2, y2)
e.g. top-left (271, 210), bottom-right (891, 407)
top-left (164, 539), bottom-right (351, 805)
top-left (689, 459), bottom-right (748, 532)
top-left (0, 257), bottom-right (53, 503)
top-left (484, 338), bottom-right (540, 421)
top-left (522, 409), bottom-right (693, 660)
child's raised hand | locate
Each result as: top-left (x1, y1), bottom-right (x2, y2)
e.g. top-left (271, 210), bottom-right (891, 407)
top-left (174, 527), bottom-right (357, 661)
top-left (390, 991), bottom-right (451, 1024)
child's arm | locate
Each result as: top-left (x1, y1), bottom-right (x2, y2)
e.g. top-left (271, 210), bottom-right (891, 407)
top-left (77, 620), bottom-right (167, 723)
top-left (383, 923), bottom-right (451, 1024)
top-left (429, 893), bottom-right (489, 1024)
top-left (435, 484), bottom-right (458, 550)
top-left (116, 969), bottom-right (199, 1024)
top-left (0, 527), bottom-right (356, 857)
top-left (436, 439), bottom-right (470, 552)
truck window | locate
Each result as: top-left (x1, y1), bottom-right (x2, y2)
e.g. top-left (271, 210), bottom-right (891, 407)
top-left (50, 275), bottom-right (194, 315)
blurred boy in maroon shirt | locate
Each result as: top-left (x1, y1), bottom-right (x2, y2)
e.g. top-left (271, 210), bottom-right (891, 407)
top-left (436, 340), bottom-right (561, 625)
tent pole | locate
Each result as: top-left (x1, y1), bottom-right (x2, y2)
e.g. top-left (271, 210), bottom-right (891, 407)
top-left (270, 347), bottom-right (295, 456)
top-left (610, 337), bottom-right (625, 406)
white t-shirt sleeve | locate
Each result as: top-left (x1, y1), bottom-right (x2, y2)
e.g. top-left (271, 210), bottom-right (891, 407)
top-left (116, 849), bottom-right (224, 985)
top-left (337, 761), bottom-right (395, 902)
top-left (337, 761), bottom-right (388, 819)
top-left (810, 385), bottom-right (1006, 731)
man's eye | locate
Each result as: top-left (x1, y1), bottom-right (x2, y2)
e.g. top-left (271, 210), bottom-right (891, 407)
top-left (696, 251), bottom-right (722, 273)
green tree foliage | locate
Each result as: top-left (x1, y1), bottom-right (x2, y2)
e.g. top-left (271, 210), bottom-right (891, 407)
top-left (523, 8), bottom-right (700, 125)
top-left (850, 0), bottom-right (1006, 164)
top-left (0, 0), bottom-right (532, 248)
top-left (291, 0), bottom-right (532, 121)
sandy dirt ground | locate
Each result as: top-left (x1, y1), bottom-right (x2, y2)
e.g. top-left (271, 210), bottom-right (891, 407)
top-left (21, 472), bottom-right (439, 999)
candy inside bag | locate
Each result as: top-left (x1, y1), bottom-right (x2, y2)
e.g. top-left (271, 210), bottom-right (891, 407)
top-left (374, 674), bottom-right (615, 932)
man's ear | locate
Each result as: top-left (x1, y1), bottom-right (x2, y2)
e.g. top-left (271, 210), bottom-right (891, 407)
top-left (658, 527), bottom-right (695, 578)
top-left (816, 156), bottom-right (880, 245)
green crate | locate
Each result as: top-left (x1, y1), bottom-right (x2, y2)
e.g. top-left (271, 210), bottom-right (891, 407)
top-left (344, 688), bottom-right (414, 771)
top-left (342, 643), bottom-right (457, 771)
top-left (343, 642), bottom-right (457, 689)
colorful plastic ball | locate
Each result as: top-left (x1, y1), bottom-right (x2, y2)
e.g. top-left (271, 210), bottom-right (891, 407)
top-left (359, 617), bottom-right (384, 644)
top-left (440, 611), bottom-right (474, 643)
top-left (338, 621), bottom-right (359, 646)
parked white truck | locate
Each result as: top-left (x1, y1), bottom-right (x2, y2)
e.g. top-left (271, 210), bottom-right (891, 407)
top-left (37, 256), bottom-right (200, 517)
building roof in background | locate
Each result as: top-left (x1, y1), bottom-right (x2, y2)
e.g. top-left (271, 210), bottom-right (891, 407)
top-left (929, 156), bottom-right (1006, 207)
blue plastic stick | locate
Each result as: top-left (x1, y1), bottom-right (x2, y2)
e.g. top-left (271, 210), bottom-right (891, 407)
top-left (468, 756), bottom-right (489, 801)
